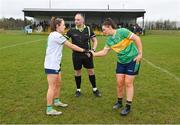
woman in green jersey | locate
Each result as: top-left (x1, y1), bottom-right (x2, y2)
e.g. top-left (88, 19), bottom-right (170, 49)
top-left (91, 18), bottom-right (142, 116)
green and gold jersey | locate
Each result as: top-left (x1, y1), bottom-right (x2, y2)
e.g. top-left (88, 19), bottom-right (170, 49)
top-left (105, 28), bottom-right (138, 64)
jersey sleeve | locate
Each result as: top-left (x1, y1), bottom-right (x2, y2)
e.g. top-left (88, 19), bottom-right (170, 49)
top-left (88, 27), bottom-right (96, 38)
top-left (64, 29), bottom-right (71, 40)
top-left (119, 28), bottom-right (134, 39)
top-left (55, 34), bottom-right (67, 45)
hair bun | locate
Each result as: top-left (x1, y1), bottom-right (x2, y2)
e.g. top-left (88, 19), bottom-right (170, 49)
top-left (51, 16), bottom-right (57, 21)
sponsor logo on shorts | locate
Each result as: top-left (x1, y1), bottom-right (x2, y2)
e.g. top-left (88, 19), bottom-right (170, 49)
top-left (128, 70), bottom-right (133, 72)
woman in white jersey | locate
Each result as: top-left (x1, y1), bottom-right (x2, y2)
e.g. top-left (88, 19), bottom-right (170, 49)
top-left (44, 17), bottom-right (88, 116)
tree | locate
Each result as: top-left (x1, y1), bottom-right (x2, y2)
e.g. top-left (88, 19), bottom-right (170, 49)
top-left (0, 17), bottom-right (32, 30)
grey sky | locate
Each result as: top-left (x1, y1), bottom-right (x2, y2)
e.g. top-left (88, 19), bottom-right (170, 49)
top-left (0, 0), bottom-right (180, 21)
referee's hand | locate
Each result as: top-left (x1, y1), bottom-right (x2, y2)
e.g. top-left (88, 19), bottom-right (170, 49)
top-left (90, 50), bottom-right (95, 56)
top-left (83, 49), bottom-right (93, 58)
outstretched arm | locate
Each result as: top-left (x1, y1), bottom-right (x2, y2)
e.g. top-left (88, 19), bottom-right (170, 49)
top-left (64, 40), bottom-right (84, 52)
top-left (91, 46), bottom-right (111, 57)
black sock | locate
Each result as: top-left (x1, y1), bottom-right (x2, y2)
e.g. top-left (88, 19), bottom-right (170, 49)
top-left (126, 100), bottom-right (132, 110)
top-left (89, 75), bottom-right (96, 88)
top-left (118, 98), bottom-right (123, 104)
top-left (75, 76), bottom-right (81, 89)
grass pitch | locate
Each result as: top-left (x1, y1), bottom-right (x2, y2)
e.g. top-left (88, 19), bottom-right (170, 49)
top-left (0, 30), bottom-right (180, 124)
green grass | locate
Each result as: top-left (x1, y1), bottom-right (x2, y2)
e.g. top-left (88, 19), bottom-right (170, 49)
top-left (0, 30), bottom-right (180, 124)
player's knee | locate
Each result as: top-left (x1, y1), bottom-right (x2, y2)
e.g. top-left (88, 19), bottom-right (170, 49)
top-left (48, 85), bottom-right (55, 91)
top-left (125, 81), bottom-right (133, 88)
top-left (55, 82), bottom-right (60, 88)
top-left (75, 70), bottom-right (81, 76)
top-left (117, 81), bottom-right (124, 88)
top-left (87, 69), bottom-right (94, 75)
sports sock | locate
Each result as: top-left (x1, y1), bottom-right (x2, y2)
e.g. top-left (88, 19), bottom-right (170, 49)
top-left (47, 105), bottom-right (53, 112)
top-left (126, 100), bottom-right (132, 110)
top-left (118, 98), bottom-right (123, 104)
top-left (77, 89), bottom-right (81, 92)
top-left (54, 98), bottom-right (60, 104)
top-left (75, 76), bottom-right (81, 89)
top-left (89, 75), bottom-right (96, 88)
top-left (93, 87), bottom-right (97, 91)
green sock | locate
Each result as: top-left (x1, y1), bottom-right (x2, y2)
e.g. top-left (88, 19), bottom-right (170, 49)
top-left (47, 105), bottom-right (53, 112)
top-left (54, 98), bottom-right (60, 104)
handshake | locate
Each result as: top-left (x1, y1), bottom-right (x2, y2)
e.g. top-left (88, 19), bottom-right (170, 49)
top-left (82, 49), bottom-right (95, 58)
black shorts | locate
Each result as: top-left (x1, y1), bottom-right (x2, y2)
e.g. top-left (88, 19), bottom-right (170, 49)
top-left (72, 53), bottom-right (94, 70)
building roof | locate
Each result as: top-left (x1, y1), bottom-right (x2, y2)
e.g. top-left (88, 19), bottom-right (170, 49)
top-left (23, 8), bottom-right (146, 17)
top-left (23, 8), bottom-right (146, 13)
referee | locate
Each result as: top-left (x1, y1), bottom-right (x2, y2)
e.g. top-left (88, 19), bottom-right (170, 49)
top-left (65, 13), bottom-right (101, 97)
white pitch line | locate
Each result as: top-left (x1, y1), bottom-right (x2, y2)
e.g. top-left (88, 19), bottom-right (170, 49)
top-left (0, 39), bottom-right (43, 50)
top-left (143, 58), bottom-right (180, 82)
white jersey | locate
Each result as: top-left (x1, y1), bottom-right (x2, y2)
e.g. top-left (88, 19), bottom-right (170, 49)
top-left (44, 31), bottom-right (67, 70)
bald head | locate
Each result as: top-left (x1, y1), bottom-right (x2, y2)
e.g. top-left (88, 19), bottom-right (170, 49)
top-left (75, 13), bottom-right (84, 27)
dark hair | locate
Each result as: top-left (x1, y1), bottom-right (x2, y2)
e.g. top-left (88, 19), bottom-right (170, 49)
top-left (50, 17), bottom-right (64, 32)
top-left (102, 18), bottom-right (117, 29)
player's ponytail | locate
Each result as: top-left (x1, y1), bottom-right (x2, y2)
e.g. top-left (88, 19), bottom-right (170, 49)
top-left (103, 18), bottom-right (117, 29)
top-left (50, 16), bottom-right (64, 32)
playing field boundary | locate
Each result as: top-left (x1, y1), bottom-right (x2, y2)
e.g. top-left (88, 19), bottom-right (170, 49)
top-left (143, 58), bottom-right (180, 82)
top-left (0, 39), bottom-right (43, 50)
